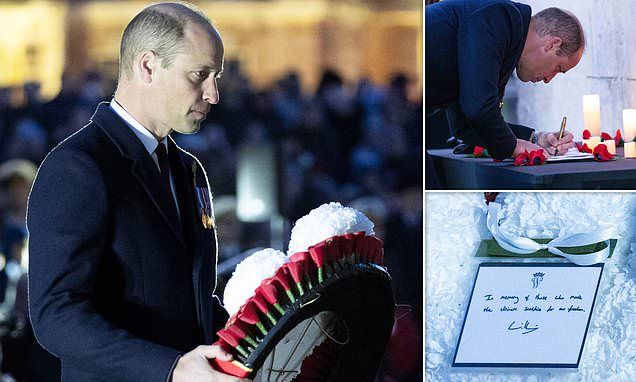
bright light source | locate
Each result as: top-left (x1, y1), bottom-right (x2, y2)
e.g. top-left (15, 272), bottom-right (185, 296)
top-left (246, 198), bottom-right (265, 216)
top-left (236, 143), bottom-right (278, 222)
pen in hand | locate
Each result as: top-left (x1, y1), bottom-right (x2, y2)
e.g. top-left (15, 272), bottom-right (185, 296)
top-left (555, 116), bottom-right (567, 156)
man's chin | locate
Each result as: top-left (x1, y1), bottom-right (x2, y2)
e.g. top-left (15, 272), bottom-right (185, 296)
top-left (516, 68), bottom-right (532, 82)
top-left (517, 74), bottom-right (532, 82)
top-left (173, 122), bottom-right (201, 135)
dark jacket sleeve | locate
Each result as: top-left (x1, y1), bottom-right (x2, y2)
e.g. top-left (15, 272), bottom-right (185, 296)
top-left (456, 3), bottom-right (525, 159)
top-left (508, 122), bottom-right (534, 141)
top-left (27, 146), bottom-right (182, 382)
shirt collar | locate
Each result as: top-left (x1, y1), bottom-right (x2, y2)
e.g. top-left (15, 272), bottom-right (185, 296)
top-left (110, 99), bottom-right (167, 155)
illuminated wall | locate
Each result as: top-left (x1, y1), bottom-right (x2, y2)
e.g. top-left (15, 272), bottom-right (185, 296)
top-left (0, 0), bottom-right (421, 99)
top-left (0, 1), bottom-right (67, 99)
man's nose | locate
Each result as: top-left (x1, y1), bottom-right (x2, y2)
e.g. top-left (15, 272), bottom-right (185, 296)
top-left (203, 78), bottom-right (220, 105)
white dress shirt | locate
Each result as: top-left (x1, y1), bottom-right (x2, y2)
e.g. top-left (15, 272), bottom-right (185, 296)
top-left (110, 99), bottom-right (181, 218)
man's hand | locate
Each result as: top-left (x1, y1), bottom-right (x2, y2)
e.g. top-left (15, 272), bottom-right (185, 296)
top-left (513, 139), bottom-right (548, 158)
top-left (537, 131), bottom-right (575, 156)
top-left (172, 345), bottom-right (252, 382)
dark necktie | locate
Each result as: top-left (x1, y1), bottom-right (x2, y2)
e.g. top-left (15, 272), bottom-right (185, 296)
top-left (154, 142), bottom-right (180, 223)
top-left (155, 143), bottom-right (172, 190)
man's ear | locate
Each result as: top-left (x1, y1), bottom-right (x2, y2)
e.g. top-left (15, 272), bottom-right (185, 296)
top-left (545, 36), bottom-right (563, 54)
top-left (137, 50), bottom-right (158, 84)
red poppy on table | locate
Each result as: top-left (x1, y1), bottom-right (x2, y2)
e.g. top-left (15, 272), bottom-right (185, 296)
top-left (601, 132), bottom-right (613, 141)
top-left (529, 149), bottom-right (546, 165)
top-left (473, 146), bottom-right (486, 157)
top-left (580, 143), bottom-right (593, 153)
top-left (593, 144), bottom-right (614, 161)
top-left (615, 129), bottom-right (623, 146)
top-left (257, 280), bottom-right (286, 315)
top-left (583, 129), bottom-right (591, 139)
top-left (575, 142), bottom-right (583, 152)
top-left (514, 150), bottom-right (531, 166)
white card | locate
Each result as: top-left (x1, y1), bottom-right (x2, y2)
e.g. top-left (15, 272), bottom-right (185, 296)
top-left (453, 263), bottom-right (603, 368)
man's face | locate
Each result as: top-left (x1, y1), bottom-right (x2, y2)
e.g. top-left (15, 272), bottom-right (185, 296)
top-left (517, 35), bottom-right (582, 84)
top-left (150, 23), bottom-right (224, 135)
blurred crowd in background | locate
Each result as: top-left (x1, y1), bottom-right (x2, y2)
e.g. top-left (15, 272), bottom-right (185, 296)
top-left (0, 62), bottom-right (422, 381)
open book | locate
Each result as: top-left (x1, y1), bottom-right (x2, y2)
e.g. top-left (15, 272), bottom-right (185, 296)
top-left (546, 147), bottom-right (595, 162)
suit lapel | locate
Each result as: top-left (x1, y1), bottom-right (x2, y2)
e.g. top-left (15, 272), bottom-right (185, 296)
top-left (167, 138), bottom-right (196, 262)
top-left (172, 144), bottom-right (220, 343)
top-left (92, 102), bottom-right (185, 249)
top-left (168, 138), bottom-right (210, 338)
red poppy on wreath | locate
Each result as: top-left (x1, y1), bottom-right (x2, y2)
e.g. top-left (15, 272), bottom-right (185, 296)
top-left (582, 129), bottom-right (591, 139)
top-left (256, 280), bottom-right (286, 315)
top-left (593, 144), bottom-right (614, 161)
top-left (251, 291), bottom-right (278, 326)
top-left (217, 328), bottom-right (250, 358)
top-left (615, 129), bottom-right (623, 146)
top-left (227, 319), bottom-right (259, 348)
top-left (282, 262), bottom-right (305, 295)
top-left (289, 251), bottom-right (315, 289)
top-left (237, 298), bottom-right (268, 336)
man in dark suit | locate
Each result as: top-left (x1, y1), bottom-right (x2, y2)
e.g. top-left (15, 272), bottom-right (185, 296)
top-left (27, 3), bottom-right (249, 381)
top-left (426, 1), bottom-right (583, 160)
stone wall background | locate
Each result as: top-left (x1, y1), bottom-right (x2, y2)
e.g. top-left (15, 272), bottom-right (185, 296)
top-left (505, 0), bottom-right (636, 139)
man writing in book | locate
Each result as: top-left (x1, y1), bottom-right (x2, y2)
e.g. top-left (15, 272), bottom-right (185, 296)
top-left (426, 0), bottom-right (583, 160)
top-left (27, 2), bottom-right (249, 381)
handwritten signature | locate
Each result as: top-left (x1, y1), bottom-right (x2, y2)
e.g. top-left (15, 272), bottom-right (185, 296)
top-left (507, 320), bottom-right (539, 334)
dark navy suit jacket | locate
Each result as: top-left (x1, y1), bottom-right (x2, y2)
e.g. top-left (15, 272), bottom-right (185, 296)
top-left (426, 0), bottom-right (533, 159)
top-left (27, 103), bottom-right (228, 381)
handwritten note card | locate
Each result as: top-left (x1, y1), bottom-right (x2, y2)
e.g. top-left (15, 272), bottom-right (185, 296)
top-left (453, 263), bottom-right (603, 368)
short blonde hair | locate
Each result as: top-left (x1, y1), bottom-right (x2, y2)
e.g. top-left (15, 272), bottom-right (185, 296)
top-left (118, 2), bottom-right (218, 79)
top-left (532, 8), bottom-right (585, 57)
